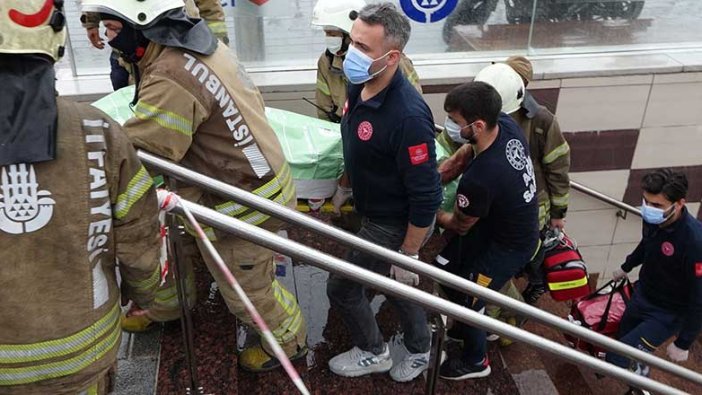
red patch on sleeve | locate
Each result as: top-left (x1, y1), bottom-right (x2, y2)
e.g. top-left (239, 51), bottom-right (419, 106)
top-left (695, 262), bottom-right (702, 278)
top-left (408, 143), bottom-right (429, 166)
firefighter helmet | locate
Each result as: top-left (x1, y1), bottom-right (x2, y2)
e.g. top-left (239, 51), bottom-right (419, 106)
top-left (81, 0), bottom-right (185, 28)
top-left (0, 0), bottom-right (67, 61)
top-left (474, 63), bottom-right (525, 114)
top-left (311, 0), bottom-right (367, 33)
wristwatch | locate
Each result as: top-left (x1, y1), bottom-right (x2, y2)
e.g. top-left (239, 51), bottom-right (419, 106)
top-left (398, 248), bottom-right (419, 260)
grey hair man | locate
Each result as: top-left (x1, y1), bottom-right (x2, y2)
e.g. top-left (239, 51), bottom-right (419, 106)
top-left (326, 2), bottom-right (442, 383)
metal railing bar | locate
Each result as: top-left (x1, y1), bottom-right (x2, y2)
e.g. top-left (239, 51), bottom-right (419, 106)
top-left (173, 199), bottom-right (688, 395)
top-left (570, 181), bottom-right (641, 216)
top-left (137, 150), bottom-right (702, 386)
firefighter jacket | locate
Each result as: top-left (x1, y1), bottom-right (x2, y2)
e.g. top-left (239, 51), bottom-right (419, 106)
top-left (315, 51), bottom-right (423, 122)
top-left (124, 42), bottom-right (296, 238)
top-left (512, 95), bottom-right (571, 228)
top-left (0, 99), bottom-right (161, 394)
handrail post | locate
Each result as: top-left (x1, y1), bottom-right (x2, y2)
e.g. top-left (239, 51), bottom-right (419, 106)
top-left (166, 177), bottom-right (202, 395)
top-left (425, 315), bottom-right (445, 395)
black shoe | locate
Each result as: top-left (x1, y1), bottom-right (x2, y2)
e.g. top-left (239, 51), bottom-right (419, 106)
top-left (522, 283), bottom-right (546, 305)
top-left (439, 356), bottom-right (491, 380)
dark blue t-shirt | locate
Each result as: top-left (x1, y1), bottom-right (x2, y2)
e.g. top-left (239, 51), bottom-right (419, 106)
top-left (341, 69), bottom-right (442, 227)
top-left (455, 113), bottom-right (539, 251)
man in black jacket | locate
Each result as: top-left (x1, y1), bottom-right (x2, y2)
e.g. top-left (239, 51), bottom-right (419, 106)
top-left (608, 169), bottom-right (702, 378)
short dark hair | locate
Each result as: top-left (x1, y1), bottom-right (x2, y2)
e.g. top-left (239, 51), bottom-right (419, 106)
top-left (357, 2), bottom-right (411, 51)
top-left (641, 168), bottom-right (688, 202)
top-left (444, 81), bottom-right (502, 129)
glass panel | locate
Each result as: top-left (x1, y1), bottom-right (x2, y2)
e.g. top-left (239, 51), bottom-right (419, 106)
top-left (526, 0), bottom-right (702, 54)
top-left (61, 0), bottom-right (702, 77)
top-left (64, 0), bottom-right (112, 76)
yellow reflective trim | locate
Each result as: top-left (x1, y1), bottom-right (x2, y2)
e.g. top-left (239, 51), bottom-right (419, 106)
top-left (130, 266), bottom-right (161, 292)
top-left (114, 166), bottom-right (153, 219)
top-left (134, 101), bottom-right (193, 137)
top-left (237, 178), bottom-right (295, 226)
top-left (542, 142), bottom-right (570, 165)
top-left (317, 76), bottom-right (331, 96)
top-left (272, 310), bottom-right (303, 343)
top-left (640, 337), bottom-right (657, 350)
top-left (476, 274), bottom-right (492, 288)
top-left (0, 303), bottom-right (119, 364)
top-left (530, 239), bottom-right (543, 261)
top-left (272, 281), bottom-right (296, 316)
top-left (0, 324), bottom-right (120, 385)
top-left (0, 306), bottom-right (121, 385)
top-left (215, 164), bottom-right (291, 217)
top-left (207, 21), bottom-right (227, 34)
top-left (550, 193), bottom-right (570, 207)
top-left (87, 382), bottom-right (99, 395)
top-left (538, 203), bottom-right (548, 229)
top-left (548, 276), bottom-right (588, 291)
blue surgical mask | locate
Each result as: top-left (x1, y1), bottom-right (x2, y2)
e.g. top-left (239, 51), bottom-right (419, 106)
top-left (444, 118), bottom-right (476, 144)
top-left (641, 200), bottom-right (675, 225)
top-left (342, 44), bottom-right (390, 85)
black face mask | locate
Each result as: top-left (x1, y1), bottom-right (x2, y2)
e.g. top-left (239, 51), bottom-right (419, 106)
top-left (106, 22), bottom-right (149, 63)
top-left (0, 55), bottom-right (57, 166)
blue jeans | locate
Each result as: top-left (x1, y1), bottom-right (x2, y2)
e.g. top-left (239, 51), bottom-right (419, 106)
top-left (109, 52), bottom-right (129, 91)
top-left (327, 217), bottom-right (432, 355)
top-left (437, 239), bottom-right (534, 364)
top-left (605, 285), bottom-right (682, 375)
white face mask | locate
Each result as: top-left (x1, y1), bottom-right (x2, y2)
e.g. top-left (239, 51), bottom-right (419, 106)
top-left (325, 36), bottom-right (343, 55)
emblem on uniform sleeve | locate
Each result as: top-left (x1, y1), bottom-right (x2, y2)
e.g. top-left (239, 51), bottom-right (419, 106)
top-left (457, 194), bottom-right (470, 208)
top-left (661, 241), bottom-right (675, 257)
top-left (357, 121), bottom-right (374, 141)
top-left (505, 139), bottom-right (527, 170)
top-left (408, 143), bottom-right (429, 165)
top-left (0, 164), bottom-right (55, 234)
top-left (695, 262), bottom-right (702, 278)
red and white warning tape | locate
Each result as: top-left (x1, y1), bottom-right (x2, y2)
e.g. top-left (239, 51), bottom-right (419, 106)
top-left (158, 190), bottom-right (310, 395)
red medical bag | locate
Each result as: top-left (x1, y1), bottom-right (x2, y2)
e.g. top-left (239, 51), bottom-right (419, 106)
top-left (564, 279), bottom-right (633, 358)
top-left (542, 232), bottom-right (590, 301)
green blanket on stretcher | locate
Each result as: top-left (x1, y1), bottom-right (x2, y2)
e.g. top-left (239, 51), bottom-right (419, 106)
top-left (91, 86), bottom-right (457, 209)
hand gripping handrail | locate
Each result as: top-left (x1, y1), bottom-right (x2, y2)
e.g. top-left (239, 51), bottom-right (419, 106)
top-left (173, 198), bottom-right (687, 395)
top-left (137, 150), bottom-right (702, 387)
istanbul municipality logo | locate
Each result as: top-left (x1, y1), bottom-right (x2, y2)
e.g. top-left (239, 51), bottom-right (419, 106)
top-left (0, 164), bottom-right (55, 234)
top-left (399, 0), bottom-right (458, 23)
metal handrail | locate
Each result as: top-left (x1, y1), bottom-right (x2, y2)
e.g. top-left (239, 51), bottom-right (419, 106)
top-left (137, 150), bottom-right (702, 387)
top-left (173, 198), bottom-right (687, 395)
top-left (570, 181), bottom-right (642, 217)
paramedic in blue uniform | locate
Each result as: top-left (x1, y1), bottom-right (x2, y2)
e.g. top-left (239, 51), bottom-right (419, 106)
top-left (434, 81), bottom-right (540, 380)
top-left (326, 2), bottom-right (442, 383)
top-left (607, 169), bottom-right (702, 377)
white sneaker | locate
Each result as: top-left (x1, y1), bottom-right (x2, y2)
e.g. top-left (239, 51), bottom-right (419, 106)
top-left (388, 333), bottom-right (430, 382)
top-left (390, 349), bottom-right (430, 382)
top-left (328, 344), bottom-right (392, 377)
top-left (389, 333), bottom-right (409, 364)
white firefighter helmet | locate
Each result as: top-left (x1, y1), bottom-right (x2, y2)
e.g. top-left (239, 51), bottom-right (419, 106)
top-left (311, 0), bottom-right (367, 33)
top-left (474, 63), bottom-right (525, 114)
top-left (0, 0), bottom-right (67, 61)
top-left (81, 0), bottom-right (185, 27)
